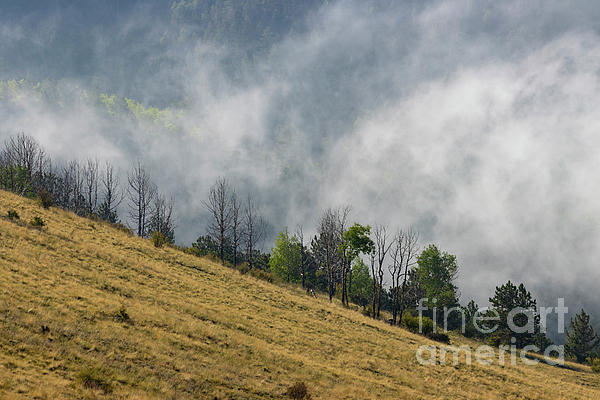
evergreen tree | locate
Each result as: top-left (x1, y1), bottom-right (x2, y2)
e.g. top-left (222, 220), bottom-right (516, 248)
top-left (565, 309), bottom-right (600, 363)
top-left (488, 281), bottom-right (548, 348)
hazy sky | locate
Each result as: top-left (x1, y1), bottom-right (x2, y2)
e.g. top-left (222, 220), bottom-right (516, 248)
top-left (2, 1), bottom-right (600, 337)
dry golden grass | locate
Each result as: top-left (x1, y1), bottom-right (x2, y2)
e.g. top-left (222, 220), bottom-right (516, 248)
top-left (0, 190), bottom-right (598, 399)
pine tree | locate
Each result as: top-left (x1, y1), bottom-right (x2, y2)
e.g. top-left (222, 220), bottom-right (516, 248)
top-left (565, 309), bottom-right (600, 363)
top-left (488, 281), bottom-right (545, 348)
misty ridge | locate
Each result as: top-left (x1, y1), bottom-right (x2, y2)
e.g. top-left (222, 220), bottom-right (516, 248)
top-left (2, 0), bottom-right (600, 346)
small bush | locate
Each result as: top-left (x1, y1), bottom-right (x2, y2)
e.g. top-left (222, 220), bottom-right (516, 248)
top-left (251, 269), bottom-right (274, 283)
top-left (151, 231), bottom-right (166, 248)
top-left (238, 263), bottom-right (250, 274)
top-left (7, 210), bottom-right (20, 220)
top-left (286, 381), bottom-right (311, 400)
top-left (30, 216), bottom-right (45, 228)
top-left (401, 312), bottom-right (434, 335)
top-left (427, 332), bottom-right (450, 344)
top-left (114, 307), bottom-right (132, 324)
top-left (115, 222), bottom-right (133, 236)
top-left (589, 357), bottom-right (600, 373)
top-left (76, 367), bottom-right (113, 393)
top-left (38, 189), bottom-right (54, 209)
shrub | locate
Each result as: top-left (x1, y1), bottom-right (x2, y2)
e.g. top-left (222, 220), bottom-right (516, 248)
top-left (114, 307), bottom-right (132, 324)
top-left (428, 332), bottom-right (451, 344)
top-left (286, 381), bottom-right (311, 400)
top-left (38, 189), bottom-right (54, 209)
top-left (401, 312), bottom-right (434, 335)
top-left (30, 216), bottom-right (45, 228)
top-left (238, 263), bottom-right (250, 275)
top-left (7, 210), bottom-right (20, 220)
top-left (589, 358), bottom-right (600, 373)
top-left (151, 231), bottom-right (166, 248)
top-left (76, 367), bottom-right (113, 393)
top-left (115, 222), bottom-right (133, 236)
top-left (251, 268), bottom-right (274, 283)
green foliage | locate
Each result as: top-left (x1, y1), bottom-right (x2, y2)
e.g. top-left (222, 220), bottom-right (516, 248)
top-left (250, 268), bottom-right (274, 283)
top-left (488, 281), bottom-right (543, 348)
top-left (402, 312), bottom-right (434, 335)
top-left (37, 189), bottom-right (54, 209)
top-left (416, 244), bottom-right (459, 312)
top-left (349, 259), bottom-right (373, 308)
top-left (114, 307), bottom-right (132, 324)
top-left (75, 367), bottom-right (113, 393)
top-left (286, 381), bottom-right (311, 400)
top-left (269, 229), bottom-right (302, 283)
top-left (462, 300), bottom-right (483, 338)
top-left (566, 309), bottom-right (600, 363)
top-left (0, 165), bottom-right (34, 196)
top-left (589, 357), bottom-right (600, 373)
top-left (151, 231), bottom-right (166, 248)
top-left (29, 216), bottom-right (45, 228)
top-left (97, 201), bottom-right (118, 223)
top-left (7, 209), bottom-right (20, 220)
top-left (340, 223), bottom-right (374, 260)
top-left (428, 332), bottom-right (450, 344)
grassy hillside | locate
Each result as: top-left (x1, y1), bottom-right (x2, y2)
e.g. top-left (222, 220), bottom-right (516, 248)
top-left (0, 190), bottom-right (598, 399)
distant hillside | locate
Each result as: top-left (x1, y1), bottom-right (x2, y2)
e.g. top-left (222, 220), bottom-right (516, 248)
top-left (0, 189), bottom-right (598, 399)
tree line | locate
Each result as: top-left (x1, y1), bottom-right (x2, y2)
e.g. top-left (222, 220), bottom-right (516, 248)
top-left (0, 133), bottom-right (174, 242)
top-left (2, 133), bottom-right (599, 367)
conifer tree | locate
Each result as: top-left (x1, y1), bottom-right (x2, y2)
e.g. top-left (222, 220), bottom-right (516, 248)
top-left (565, 309), bottom-right (600, 363)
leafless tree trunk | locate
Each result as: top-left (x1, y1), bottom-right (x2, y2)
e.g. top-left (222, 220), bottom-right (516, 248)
top-left (150, 192), bottom-right (175, 242)
top-left (1, 133), bottom-right (47, 194)
top-left (243, 193), bottom-right (265, 269)
top-left (373, 224), bottom-right (392, 319)
top-left (99, 162), bottom-right (123, 221)
top-left (397, 229), bottom-right (419, 324)
top-left (83, 158), bottom-right (99, 215)
top-left (389, 234), bottom-right (402, 325)
top-left (296, 225), bottom-right (307, 289)
top-left (61, 160), bottom-right (85, 214)
top-left (370, 249), bottom-right (377, 317)
top-left (127, 162), bottom-right (155, 237)
top-left (204, 178), bottom-right (232, 265)
top-left (314, 207), bottom-right (348, 302)
top-left (230, 190), bottom-right (241, 266)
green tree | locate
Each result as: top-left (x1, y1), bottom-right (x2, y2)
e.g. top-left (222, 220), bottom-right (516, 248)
top-left (339, 223), bottom-right (374, 306)
top-left (488, 281), bottom-right (545, 348)
top-left (415, 244), bottom-right (459, 319)
top-left (565, 309), bottom-right (600, 363)
top-left (349, 259), bottom-right (373, 309)
top-left (269, 228), bottom-right (302, 283)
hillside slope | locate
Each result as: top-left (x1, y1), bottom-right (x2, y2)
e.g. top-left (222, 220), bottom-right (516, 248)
top-left (0, 190), bottom-right (598, 399)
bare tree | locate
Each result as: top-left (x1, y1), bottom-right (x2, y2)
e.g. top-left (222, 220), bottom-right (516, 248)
top-left (149, 192), bottom-right (175, 243)
top-left (243, 193), bottom-right (265, 269)
top-left (99, 162), bottom-right (123, 223)
top-left (373, 224), bottom-right (393, 318)
top-left (127, 162), bottom-right (155, 237)
top-left (313, 207), bottom-right (348, 302)
top-left (397, 229), bottom-right (419, 324)
top-left (204, 178), bottom-right (232, 265)
top-left (56, 160), bottom-right (85, 214)
top-left (296, 225), bottom-right (307, 289)
top-left (83, 158), bottom-right (99, 215)
top-left (230, 190), bottom-right (241, 266)
top-left (1, 133), bottom-right (48, 194)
